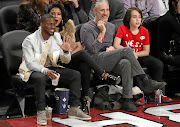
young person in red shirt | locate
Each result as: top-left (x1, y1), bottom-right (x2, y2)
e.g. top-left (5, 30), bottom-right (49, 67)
top-left (113, 7), bottom-right (172, 105)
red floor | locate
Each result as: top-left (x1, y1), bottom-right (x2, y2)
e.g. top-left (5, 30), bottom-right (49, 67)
top-left (1, 98), bottom-right (180, 127)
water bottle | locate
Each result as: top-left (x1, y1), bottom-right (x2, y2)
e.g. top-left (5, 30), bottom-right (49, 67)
top-left (155, 89), bottom-right (162, 105)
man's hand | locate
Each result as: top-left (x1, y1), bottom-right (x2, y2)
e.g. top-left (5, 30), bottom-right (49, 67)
top-left (57, 36), bottom-right (71, 53)
top-left (97, 20), bottom-right (106, 34)
top-left (69, 0), bottom-right (79, 8)
top-left (46, 70), bottom-right (58, 80)
top-left (106, 46), bottom-right (115, 52)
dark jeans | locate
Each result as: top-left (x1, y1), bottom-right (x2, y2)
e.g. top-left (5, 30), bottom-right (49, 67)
top-left (28, 67), bottom-right (81, 111)
top-left (60, 50), bottom-right (104, 96)
top-left (133, 55), bottom-right (166, 93)
top-left (138, 55), bottom-right (164, 81)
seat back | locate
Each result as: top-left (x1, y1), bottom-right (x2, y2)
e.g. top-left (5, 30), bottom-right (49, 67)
top-left (110, 19), bottom-right (123, 34)
top-left (75, 24), bottom-right (83, 42)
top-left (0, 5), bottom-right (19, 36)
top-left (0, 30), bottom-right (31, 76)
top-left (142, 16), bottom-right (161, 58)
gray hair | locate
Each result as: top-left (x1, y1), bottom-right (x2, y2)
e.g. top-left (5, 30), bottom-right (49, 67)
top-left (94, 0), bottom-right (109, 10)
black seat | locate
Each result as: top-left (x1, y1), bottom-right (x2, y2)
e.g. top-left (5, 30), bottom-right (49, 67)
top-left (75, 24), bottom-right (83, 41)
top-left (0, 30), bottom-right (32, 117)
top-left (110, 19), bottom-right (123, 34)
top-left (0, 5), bottom-right (19, 36)
top-left (141, 16), bottom-right (161, 58)
top-left (142, 16), bottom-right (180, 95)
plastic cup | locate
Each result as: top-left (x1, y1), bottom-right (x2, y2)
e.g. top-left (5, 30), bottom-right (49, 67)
top-left (45, 107), bottom-right (53, 121)
top-left (52, 73), bottom-right (60, 86)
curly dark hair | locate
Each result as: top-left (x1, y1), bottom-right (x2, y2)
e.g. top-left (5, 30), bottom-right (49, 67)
top-left (123, 7), bottom-right (142, 29)
top-left (169, 0), bottom-right (179, 15)
top-left (20, 0), bottom-right (45, 14)
top-left (47, 2), bottom-right (69, 30)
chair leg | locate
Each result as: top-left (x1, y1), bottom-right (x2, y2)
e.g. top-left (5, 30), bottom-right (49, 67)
top-left (3, 105), bottom-right (12, 119)
top-left (17, 96), bottom-right (25, 117)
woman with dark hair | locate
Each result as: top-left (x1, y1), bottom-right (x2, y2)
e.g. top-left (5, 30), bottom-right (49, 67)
top-left (48, 2), bottom-right (120, 114)
top-left (49, 0), bottom-right (88, 25)
top-left (48, 3), bottom-right (81, 53)
top-left (114, 7), bottom-right (172, 105)
top-left (17, 0), bottom-right (49, 33)
top-left (48, 2), bottom-right (68, 31)
top-left (158, 0), bottom-right (180, 66)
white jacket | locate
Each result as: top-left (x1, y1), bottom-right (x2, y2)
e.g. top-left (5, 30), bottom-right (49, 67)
top-left (19, 29), bottom-right (71, 82)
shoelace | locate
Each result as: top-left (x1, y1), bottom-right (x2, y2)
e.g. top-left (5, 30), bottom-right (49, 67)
top-left (108, 75), bottom-right (120, 80)
top-left (82, 101), bottom-right (88, 111)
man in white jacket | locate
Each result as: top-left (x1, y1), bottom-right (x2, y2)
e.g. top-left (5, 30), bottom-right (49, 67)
top-left (20, 14), bottom-right (91, 125)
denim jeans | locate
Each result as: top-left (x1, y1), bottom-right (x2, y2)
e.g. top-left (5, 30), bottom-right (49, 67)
top-left (91, 47), bottom-right (145, 98)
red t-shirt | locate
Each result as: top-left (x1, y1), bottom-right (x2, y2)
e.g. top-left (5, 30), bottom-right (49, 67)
top-left (116, 24), bottom-right (150, 52)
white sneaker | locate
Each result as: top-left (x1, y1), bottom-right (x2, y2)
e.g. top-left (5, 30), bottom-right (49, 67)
top-left (37, 110), bottom-right (47, 125)
top-left (68, 106), bottom-right (92, 120)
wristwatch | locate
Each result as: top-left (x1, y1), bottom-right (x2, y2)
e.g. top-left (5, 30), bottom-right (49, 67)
top-left (63, 50), bottom-right (69, 53)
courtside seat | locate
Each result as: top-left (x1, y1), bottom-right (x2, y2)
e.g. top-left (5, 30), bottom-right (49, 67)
top-left (0, 5), bottom-right (19, 68)
top-left (141, 16), bottom-right (161, 58)
top-left (110, 18), bottom-right (123, 34)
top-left (142, 16), bottom-right (180, 95)
top-left (0, 30), bottom-right (67, 117)
top-left (141, 16), bottom-right (161, 74)
top-left (0, 5), bottom-right (19, 36)
top-left (0, 30), bottom-right (31, 117)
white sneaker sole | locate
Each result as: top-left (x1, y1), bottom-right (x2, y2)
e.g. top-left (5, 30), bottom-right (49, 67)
top-left (68, 115), bottom-right (92, 120)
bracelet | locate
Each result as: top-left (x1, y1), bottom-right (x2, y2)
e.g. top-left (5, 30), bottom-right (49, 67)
top-left (97, 37), bottom-right (105, 42)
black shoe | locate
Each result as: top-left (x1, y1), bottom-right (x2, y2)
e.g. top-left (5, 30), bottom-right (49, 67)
top-left (160, 52), bottom-right (174, 65)
top-left (122, 98), bottom-right (137, 112)
top-left (107, 74), bottom-right (121, 85)
top-left (81, 99), bottom-right (89, 114)
top-left (142, 75), bottom-right (166, 94)
top-left (102, 72), bottom-right (121, 85)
